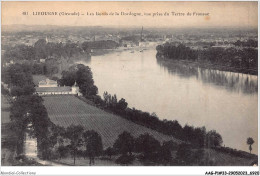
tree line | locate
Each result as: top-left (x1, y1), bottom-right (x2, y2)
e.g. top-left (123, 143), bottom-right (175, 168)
top-left (233, 39), bottom-right (257, 48)
top-left (50, 125), bottom-right (212, 166)
top-left (58, 64), bottom-right (98, 97)
top-left (156, 42), bottom-right (258, 74)
top-left (100, 92), bottom-right (223, 149)
top-left (3, 39), bottom-right (119, 64)
top-left (1, 63), bottom-right (54, 160)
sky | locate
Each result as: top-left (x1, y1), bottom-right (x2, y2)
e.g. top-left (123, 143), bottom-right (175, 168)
top-left (1, 1), bottom-right (258, 28)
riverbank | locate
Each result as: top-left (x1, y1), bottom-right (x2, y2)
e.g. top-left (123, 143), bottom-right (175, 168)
top-left (79, 48), bottom-right (257, 154)
top-left (157, 57), bottom-right (258, 75)
top-left (42, 95), bottom-right (257, 166)
top-left (91, 44), bottom-right (159, 56)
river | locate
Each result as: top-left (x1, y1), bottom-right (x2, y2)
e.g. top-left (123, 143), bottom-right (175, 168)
top-left (78, 48), bottom-right (258, 154)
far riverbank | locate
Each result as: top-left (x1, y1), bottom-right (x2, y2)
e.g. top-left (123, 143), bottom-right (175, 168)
top-left (156, 56), bottom-right (258, 75)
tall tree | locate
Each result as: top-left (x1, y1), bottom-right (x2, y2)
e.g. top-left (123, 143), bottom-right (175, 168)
top-left (176, 143), bottom-right (193, 165)
top-left (206, 130), bottom-right (223, 148)
top-left (83, 130), bottom-right (103, 165)
top-left (113, 131), bottom-right (135, 156)
top-left (158, 141), bottom-right (173, 165)
top-left (65, 125), bottom-right (84, 165)
top-left (117, 98), bottom-right (128, 111)
top-left (135, 133), bottom-right (161, 161)
top-left (247, 137), bottom-right (254, 154)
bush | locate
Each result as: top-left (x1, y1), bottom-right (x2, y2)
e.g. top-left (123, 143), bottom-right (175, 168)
top-left (176, 143), bottom-right (193, 165)
top-left (115, 154), bottom-right (135, 165)
top-left (1, 84), bottom-right (9, 95)
top-left (103, 147), bottom-right (116, 159)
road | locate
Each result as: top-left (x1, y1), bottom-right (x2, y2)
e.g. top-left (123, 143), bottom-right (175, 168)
top-left (24, 132), bottom-right (66, 166)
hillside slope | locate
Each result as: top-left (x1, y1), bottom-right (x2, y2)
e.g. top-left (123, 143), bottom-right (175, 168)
top-left (43, 95), bottom-right (182, 148)
top-left (205, 149), bottom-right (257, 166)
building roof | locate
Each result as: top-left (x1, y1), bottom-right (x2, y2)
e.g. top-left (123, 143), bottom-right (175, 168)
top-left (36, 86), bottom-right (71, 93)
top-left (39, 79), bottom-right (57, 86)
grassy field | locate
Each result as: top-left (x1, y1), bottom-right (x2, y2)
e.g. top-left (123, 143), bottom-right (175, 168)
top-left (204, 149), bottom-right (257, 166)
top-left (43, 95), bottom-right (182, 148)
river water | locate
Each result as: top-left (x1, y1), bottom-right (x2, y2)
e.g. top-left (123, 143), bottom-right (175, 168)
top-left (78, 48), bottom-right (258, 154)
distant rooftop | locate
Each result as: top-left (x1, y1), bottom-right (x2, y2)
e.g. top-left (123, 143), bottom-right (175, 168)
top-left (39, 78), bottom-right (57, 85)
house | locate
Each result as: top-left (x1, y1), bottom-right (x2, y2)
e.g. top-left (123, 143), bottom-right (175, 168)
top-left (38, 79), bottom-right (57, 87)
top-left (36, 79), bottom-right (82, 96)
top-left (36, 86), bottom-right (73, 95)
top-left (40, 59), bottom-right (46, 63)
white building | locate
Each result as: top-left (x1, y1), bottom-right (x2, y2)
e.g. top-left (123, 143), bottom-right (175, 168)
top-left (36, 79), bottom-right (81, 96)
top-left (40, 59), bottom-right (46, 63)
top-left (38, 79), bottom-right (57, 87)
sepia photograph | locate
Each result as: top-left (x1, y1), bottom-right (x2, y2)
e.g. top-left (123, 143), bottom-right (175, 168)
top-left (0, 1), bottom-right (259, 174)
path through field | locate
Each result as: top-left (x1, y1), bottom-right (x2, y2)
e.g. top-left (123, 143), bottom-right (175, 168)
top-left (24, 132), bottom-right (66, 166)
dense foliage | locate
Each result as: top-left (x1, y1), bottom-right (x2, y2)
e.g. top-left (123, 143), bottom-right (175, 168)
top-left (156, 43), bottom-right (198, 61)
top-left (4, 39), bottom-right (83, 62)
top-left (83, 130), bottom-right (103, 165)
top-left (2, 64), bottom-right (35, 97)
top-left (233, 39), bottom-right (257, 48)
top-left (3, 64), bottom-right (52, 159)
top-left (156, 42), bottom-right (258, 74)
top-left (58, 64), bottom-right (98, 96)
top-left (53, 125), bottom-right (103, 165)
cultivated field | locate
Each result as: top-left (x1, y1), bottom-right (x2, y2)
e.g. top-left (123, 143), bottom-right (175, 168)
top-left (43, 95), bottom-right (182, 148)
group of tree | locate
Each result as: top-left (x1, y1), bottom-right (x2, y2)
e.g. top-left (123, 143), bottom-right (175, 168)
top-left (199, 47), bottom-right (257, 72)
top-left (213, 137), bottom-right (256, 159)
top-left (2, 39), bottom-right (119, 77)
top-left (3, 38), bottom-right (121, 69)
top-left (2, 63), bottom-right (35, 97)
top-left (111, 132), bottom-right (255, 166)
top-left (58, 129), bottom-right (216, 166)
top-left (58, 64), bottom-right (98, 97)
top-left (52, 128), bottom-right (179, 166)
top-left (3, 39), bottom-right (83, 63)
top-left (103, 92), bottom-right (128, 111)
top-left (156, 42), bottom-right (258, 74)
top-left (50, 125), bottom-right (103, 165)
top-left (233, 39), bottom-right (258, 48)
top-left (89, 91), bottom-right (223, 149)
top-left (2, 63), bottom-right (53, 159)
top-left (156, 43), bottom-right (198, 61)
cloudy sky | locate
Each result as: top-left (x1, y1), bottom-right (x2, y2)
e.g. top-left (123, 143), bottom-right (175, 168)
top-left (2, 1), bottom-right (258, 28)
